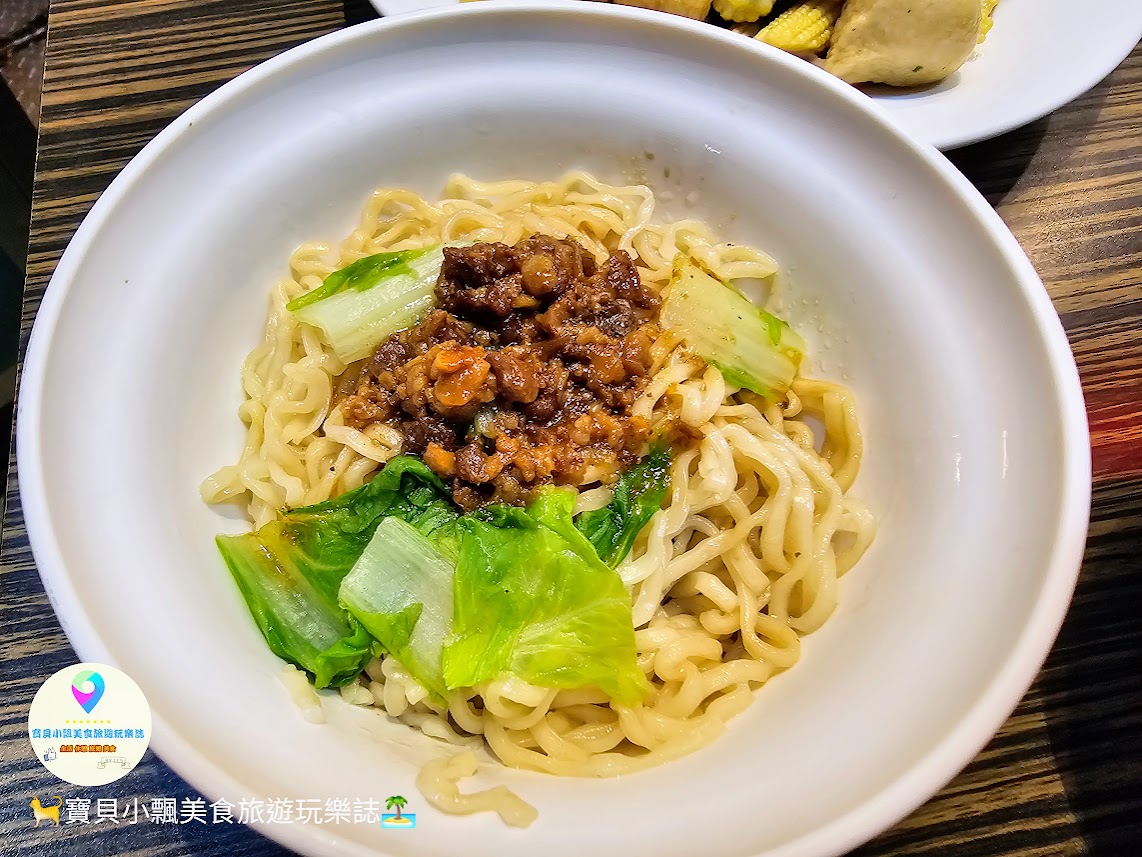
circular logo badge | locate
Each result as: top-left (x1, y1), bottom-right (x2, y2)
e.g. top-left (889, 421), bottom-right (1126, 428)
top-left (28, 663), bottom-right (151, 786)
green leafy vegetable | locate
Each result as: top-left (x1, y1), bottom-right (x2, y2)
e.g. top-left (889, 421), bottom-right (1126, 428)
top-left (662, 255), bottom-right (805, 400)
top-left (287, 246), bottom-right (445, 363)
top-left (286, 248), bottom-right (434, 310)
top-left (221, 454), bottom-right (656, 706)
top-left (220, 539), bottom-right (374, 689)
top-left (575, 446), bottom-right (672, 567)
top-left (339, 517), bottom-right (456, 700)
top-left (443, 489), bottom-right (649, 706)
top-left (216, 456), bottom-right (455, 687)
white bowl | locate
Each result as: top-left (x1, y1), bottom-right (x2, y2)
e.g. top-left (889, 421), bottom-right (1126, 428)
top-left (370, 0), bottom-right (1142, 150)
top-left (18, 4), bottom-right (1090, 856)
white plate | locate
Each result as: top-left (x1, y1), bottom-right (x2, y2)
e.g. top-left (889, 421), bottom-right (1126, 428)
top-left (369, 0), bottom-right (1142, 150)
top-left (18, 4), bottom-right (1089, 857)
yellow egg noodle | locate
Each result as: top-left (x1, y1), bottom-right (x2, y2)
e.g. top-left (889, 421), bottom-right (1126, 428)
top-left (202, 174), bottom-right (876, 821)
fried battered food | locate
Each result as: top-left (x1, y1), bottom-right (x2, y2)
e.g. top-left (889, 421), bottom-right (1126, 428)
top-left (824, 0), bottom-right (982, 86)
top-left (616, 0), bottom-right (713, 20)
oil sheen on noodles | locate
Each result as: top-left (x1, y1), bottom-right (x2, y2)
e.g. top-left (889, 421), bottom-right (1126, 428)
top-left (202, 173), bottom-right (876, 822)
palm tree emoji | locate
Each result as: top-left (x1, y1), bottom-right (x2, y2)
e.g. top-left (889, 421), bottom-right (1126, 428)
top-left (385, 795), bottom-right (408, 821)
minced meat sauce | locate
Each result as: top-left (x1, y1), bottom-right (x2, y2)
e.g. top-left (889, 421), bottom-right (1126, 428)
top-left (337, 236), bottom-right (662, 510)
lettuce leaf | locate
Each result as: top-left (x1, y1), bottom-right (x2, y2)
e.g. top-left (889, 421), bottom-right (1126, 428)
top-left (339, 517), bottom-right (456, 700)
top-left (443, 490), bottom-right (649, 706)
top-left (286, 248), bottom-right (435, 311)
top-left (575, 445), bottom-right (671, 567)
top-left (221, 454), bottom-right (654, 705)
top-left (216, 456), bottom-right (456, 687)
top-left (662, 255), bottom-right (805, 400)
top-left (220, 536), bottom-right (374, 689)
top-left (286, 246), bottom-right (445, 363)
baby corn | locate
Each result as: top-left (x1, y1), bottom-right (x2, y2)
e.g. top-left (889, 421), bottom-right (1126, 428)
top-left (713, 0), bottom-right (775, 23)
top-left (756, 0), bottom-right (844, 54)
top-left (979, 0), bottom-right (999, 42)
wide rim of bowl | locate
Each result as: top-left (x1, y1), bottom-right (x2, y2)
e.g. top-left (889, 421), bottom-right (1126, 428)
top-left (16, 3), bottom-right (1091, 856)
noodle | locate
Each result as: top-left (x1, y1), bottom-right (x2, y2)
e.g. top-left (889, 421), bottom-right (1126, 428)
top-left (204, 174), bottom-right (876, 818)
top-left (416, 752), bottom-right (539, 828)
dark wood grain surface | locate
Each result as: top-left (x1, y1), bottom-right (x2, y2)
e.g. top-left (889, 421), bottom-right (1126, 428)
top-left (1, 2), bottom-right (1138, 854)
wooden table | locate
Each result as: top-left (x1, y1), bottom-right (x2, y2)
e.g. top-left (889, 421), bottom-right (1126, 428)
top-left (1, 1), bottom-right (1138, 854)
